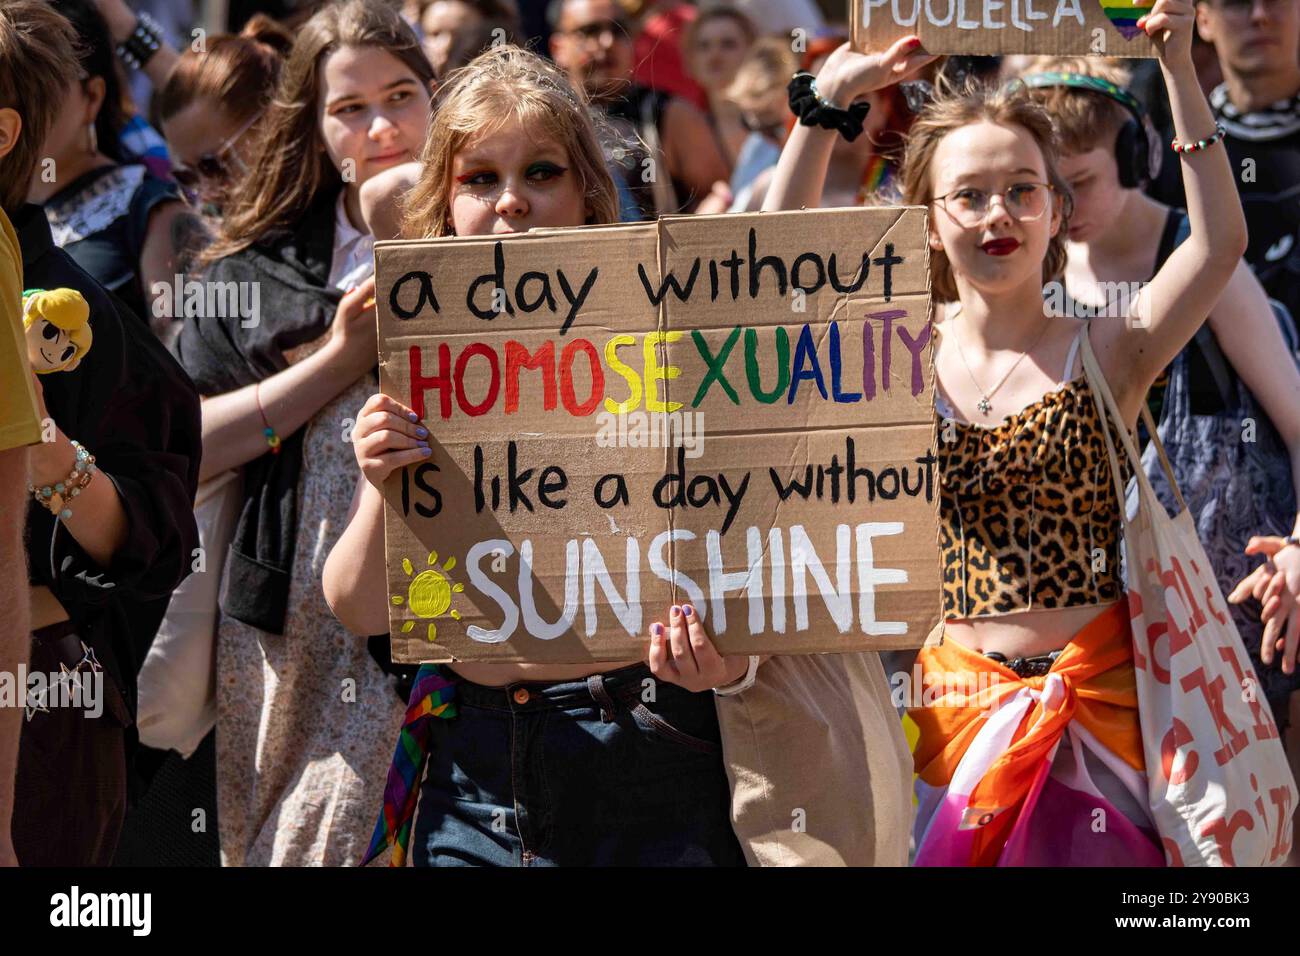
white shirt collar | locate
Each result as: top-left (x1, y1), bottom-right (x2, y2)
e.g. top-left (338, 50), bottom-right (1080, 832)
top-left (329, 190), bottom-right (375, 291)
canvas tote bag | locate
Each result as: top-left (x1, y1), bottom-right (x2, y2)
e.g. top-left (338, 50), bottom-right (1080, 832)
top-left (135, 468), bottom-right (243, 757)
top-left (1080, 330), bottom-right (1297, 866)
top-left (714, 649), bottom-right (915, 866)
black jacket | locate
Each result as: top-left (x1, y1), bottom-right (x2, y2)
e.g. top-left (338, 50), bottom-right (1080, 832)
top-left (174, 190), bottom-right (343, 634)
top-left (17, 203), bottom-right (201, 717)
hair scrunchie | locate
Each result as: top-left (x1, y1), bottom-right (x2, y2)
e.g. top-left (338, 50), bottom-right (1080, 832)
top-left (788, 72), bottom-right (871, 142)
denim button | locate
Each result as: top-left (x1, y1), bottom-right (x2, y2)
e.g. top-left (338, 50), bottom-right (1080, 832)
top-left (512, 688), bottom-right (530, 705)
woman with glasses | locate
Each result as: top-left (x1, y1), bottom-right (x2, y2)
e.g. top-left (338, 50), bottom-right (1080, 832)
top-left (25, 0), bottom-right (193, 342)
top-left (158, 16), bottom-right (293, 220)
top-left (765, 0), bottom-right (1249, 865)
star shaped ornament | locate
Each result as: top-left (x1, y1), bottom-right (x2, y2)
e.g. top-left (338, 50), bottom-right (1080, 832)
top-left (59, 661), bottom-right (83, 693)
top-left (24, 686), bottom-right (49, 721)
top-left (78, 642), bottom-right (102, 672)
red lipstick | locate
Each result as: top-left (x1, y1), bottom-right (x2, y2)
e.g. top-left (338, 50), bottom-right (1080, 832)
top-left (981, 238), bottom-right (1020, 256)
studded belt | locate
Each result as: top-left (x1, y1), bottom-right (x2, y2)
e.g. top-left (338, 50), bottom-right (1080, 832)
top-left (984, 649), bottom-right (1062, 678)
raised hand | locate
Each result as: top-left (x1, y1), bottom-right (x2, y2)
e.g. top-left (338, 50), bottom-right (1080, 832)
top-left (1138, 0), bottom-right (1195, 64)
top-left (814, 37), bottom-right (938, 109)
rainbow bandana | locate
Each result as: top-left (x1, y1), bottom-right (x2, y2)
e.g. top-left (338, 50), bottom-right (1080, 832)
top-left (361, 664), bottom-right (458, 867)
top-left (1099, 0), bottom-right (1155, 39)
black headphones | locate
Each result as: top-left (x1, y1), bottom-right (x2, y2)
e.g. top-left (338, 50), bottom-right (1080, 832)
top-left (1018, 72), bottom-right (1162, 190)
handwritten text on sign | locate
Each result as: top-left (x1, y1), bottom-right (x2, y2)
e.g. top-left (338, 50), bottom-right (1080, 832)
top-left (375, 208), bottom-right (940, 664)
top-left (852, 0), bottom-right (1157, 56)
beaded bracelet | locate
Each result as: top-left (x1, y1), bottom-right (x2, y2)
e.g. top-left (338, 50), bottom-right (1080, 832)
top-left (1171, 123), bottom-right (1226, 154)
top-left (29, 440), bottom-right (97, 520)
top-left (254, 381), bottom-right (281, 455)
top-left (115, 11), bottom-right (163, 71)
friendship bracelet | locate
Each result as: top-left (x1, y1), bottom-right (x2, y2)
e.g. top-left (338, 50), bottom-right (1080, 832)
top-left (788, 72), bottom-right (871, 142)
top-left (1171, 123), bottom-right (1226, 154)
top-left (254, 382), bottom-right (281, 455)
top-left (28, 440), bottom-right (97, 520)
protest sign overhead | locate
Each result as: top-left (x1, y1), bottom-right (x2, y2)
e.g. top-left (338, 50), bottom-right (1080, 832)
top-left (376, 207), bottom-right (940, 664)
top-left (852, 0), bottom-right (1157, 57)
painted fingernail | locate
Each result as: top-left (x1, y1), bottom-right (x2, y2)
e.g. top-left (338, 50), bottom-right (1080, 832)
top-left (420, 446), bottom-right (433, 456)
top-left (415, 426), bottom-right (428, 438)
top-left (683, 604), bottom-right (695, 618)
top-left (671, 605), bottom-right (682, 617)
top-left (906, 37), bottom-right (922, 48)
top-left (652, 623), bottom-right (663, 637)
top-left (407, 412), bottom-right (419, 422)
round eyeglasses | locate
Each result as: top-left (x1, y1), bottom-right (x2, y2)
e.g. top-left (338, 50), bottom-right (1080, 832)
top-left (931, 182), bottom-right (1056, 229)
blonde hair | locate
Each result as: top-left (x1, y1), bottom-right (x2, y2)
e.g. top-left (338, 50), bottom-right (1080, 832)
top-left (23, 289), bottom-right (93, 371)
top-left (205, 0), bottom-right (434, 263)
top-left (900, 80), bottom-right (1074, 304)
top-left (402, 44), bottom-right (619, 238)
top-left (1017, 56), bottom-right (1134, 155)
top-left (725, 37), bottom-right (798, 113)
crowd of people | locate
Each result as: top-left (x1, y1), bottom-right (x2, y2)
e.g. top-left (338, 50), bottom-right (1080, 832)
top-left (0, 0), bottom-right (1297, 868)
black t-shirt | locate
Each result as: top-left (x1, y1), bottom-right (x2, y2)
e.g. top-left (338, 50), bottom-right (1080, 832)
top-left (42, 163), bottom-right (181, 321)
top-left (16, 203), bottom-right (201, 720)
top-left (1210, 83), bottom-right (1300, 320)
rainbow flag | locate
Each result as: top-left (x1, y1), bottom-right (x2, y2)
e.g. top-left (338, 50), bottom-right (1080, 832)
top-left (361, 664), bottom-right (457, 867)
top-left (1099, 0), bottom-right (1154, 40)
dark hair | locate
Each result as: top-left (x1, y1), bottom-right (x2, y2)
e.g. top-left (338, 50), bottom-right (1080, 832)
top-left (0, 0), bottom-right (81, 214)
top-left (206, 0), bottom-right (435, 263)
top-left (55, 0), bottom-right (131, 163)
top-left (157, 15), bottom-right (292, 127)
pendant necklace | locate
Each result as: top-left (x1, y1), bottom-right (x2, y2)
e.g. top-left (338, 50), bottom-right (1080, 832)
top-left (948, 304), bottom-right (1052, 416)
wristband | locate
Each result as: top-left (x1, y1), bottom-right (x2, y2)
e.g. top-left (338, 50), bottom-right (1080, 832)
top-left (788, 72), bottom-right (871, 142)
top-left (714, 655), bottom-right (760, 697)
top-left (29, 440), bottom-right (97, 520)
top-left (255, 382), bottom-right (281, 455)
top-left (1171, 123), bottom-right (1226, 155)
top-left (116, 11), bottom-right (164, 71)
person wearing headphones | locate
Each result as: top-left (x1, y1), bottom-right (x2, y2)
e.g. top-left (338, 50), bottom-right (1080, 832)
top-left (1016, 59), bottom-right (1300, 779)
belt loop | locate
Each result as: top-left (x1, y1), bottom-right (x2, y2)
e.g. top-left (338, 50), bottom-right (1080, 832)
top-left (587, 674), bottom-right (617, 722)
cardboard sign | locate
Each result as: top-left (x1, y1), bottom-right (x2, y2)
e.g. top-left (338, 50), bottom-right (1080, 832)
top-left (375, 207), bottom-right (940, 664)
top-left (851, 0), bottom-right (1156, 57)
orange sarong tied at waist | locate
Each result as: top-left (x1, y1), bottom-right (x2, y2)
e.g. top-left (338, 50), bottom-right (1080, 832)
top-left (909, 602), bottom-right (1145, 867)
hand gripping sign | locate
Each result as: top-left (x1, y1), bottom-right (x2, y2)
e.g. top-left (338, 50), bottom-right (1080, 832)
top-left (375, 207), bottom-right (941, 665)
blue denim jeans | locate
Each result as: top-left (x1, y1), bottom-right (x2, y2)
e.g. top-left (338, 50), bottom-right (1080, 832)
top-left (411, 663), bottom-right (746, 866)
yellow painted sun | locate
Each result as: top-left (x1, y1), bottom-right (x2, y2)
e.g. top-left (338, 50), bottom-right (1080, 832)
top-left (391, 550), bottom-right (465, 641)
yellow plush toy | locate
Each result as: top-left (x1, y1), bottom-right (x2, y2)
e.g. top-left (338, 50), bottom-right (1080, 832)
top-left (23, 288), bottom-right (92, 374)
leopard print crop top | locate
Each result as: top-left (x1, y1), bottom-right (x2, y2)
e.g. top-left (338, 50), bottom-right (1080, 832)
top-left (935, 328), bottom-right (1131, 620)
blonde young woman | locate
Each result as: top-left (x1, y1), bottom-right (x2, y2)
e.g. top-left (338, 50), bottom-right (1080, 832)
top-left (175, 0), bottom-right (435, 866)
top-left (323, 45), bottom-right (749, 867)
top-left (764, 3), bottom-right (1247, 864)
